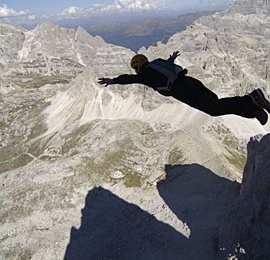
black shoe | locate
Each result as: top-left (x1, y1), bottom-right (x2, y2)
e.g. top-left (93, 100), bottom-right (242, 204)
top-left (249, 88), bottom-right (270, 113)
top-left (254, 108), bottom-right (268, 125)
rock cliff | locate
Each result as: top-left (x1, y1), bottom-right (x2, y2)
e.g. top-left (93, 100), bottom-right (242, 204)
top-left (218, 134), bottom-right (270, 259)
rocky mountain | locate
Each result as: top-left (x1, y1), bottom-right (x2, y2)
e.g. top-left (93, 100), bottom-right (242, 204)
top-left (218, 134), bottom-right (270, 259)
top-left (0, 24), bottom-right (26, 71)
top-left (0, 0), bottom-right (270, 259)
top-left (141, 2), bottom-right (269, 97)
top-left (22, 10), bottom-right (217, 52)
top-left (228, 0), bottom-right (270, 15)
top-left (0, 22), bottom-right (133, 86)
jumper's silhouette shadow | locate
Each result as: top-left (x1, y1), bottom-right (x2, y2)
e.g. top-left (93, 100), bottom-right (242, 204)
top-left (65, 164), bottom-right (240, 260)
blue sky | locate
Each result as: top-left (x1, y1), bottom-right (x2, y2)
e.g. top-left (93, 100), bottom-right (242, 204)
top-left (0, 0), bottom-right (232, 15)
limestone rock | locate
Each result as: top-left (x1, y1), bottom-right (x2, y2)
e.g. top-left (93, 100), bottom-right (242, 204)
top-left (217, 134), bottom-right (270, 259)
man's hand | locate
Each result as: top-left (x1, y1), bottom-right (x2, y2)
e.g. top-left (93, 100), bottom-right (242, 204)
top-left (98, 78), bottom-right (114, 87)
top-left (170, 51), bottom-right (180, 60)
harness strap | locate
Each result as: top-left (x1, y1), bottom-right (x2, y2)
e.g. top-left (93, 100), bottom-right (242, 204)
top-left (147, 60), bottom-right (182, 91)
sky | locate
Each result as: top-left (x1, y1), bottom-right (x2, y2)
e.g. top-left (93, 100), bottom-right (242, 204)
top-left (0, 0), bottom-right (232, 17)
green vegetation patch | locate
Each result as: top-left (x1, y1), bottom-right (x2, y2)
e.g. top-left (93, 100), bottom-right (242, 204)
top-left (225, 149), bottom-right (247, 173)
top-left (19, 75), bottom-right (72, 88)
top-left (168, 149), bottom-right (186, 165)
top-left (124, 172), bottom-right (142, 188)
top-left (205, 123), bottom-right (247, 173)
top-left (2, 248), bottom-right (33, 260)
top-left (77, 138), bottom-right (145, 187)
top-left (0, 154), bottom-right (33, 174)
top-left (61, 123), bottom-right (93, 156)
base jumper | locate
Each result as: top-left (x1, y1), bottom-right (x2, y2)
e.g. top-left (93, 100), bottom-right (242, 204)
top-left (98, 51), bottom-right (270, 125)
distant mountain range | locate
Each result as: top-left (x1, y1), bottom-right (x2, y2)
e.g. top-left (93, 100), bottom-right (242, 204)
top-left (21, 11), bottom-right (215, 52)
top-left (61, 11), bottom-right (215, 51)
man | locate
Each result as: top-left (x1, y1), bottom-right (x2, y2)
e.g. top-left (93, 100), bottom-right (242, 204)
top-left (98, 51), bottom-right (270, 125)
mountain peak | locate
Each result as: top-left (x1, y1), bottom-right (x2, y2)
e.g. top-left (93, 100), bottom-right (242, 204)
top-left (35, 21), bottom-right (62, 31)
top-left (75, 26), bottom-right (105, 45)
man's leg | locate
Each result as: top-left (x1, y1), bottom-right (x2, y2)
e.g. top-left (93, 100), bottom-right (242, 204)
top-left (171, 76), bottom-right (268, 124)
top-left (206, 96), bottom-right (268, 125)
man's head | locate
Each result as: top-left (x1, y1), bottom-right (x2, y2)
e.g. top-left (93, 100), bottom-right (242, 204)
top-left (130, 54), bottom-right (149, 73)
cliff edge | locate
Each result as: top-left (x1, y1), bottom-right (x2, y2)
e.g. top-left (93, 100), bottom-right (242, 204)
top-left (218, 134), bottom-right (270, 259)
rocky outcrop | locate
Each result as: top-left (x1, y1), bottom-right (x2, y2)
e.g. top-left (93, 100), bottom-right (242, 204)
top-left (0, 24), bottom-right (25, 71)
top-left (0, 22), bottom-right (133, 87)
top-left (217, 134), bottom-right (270, 259)
top-left (228, 0), bottom-right (270, 15)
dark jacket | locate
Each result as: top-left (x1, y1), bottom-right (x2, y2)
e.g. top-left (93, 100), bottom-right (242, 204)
top-left (112, 57), bottom-right (187, 97)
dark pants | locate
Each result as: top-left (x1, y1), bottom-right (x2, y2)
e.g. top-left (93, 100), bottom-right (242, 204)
top-left (170, 76), bottom-right (257, 119)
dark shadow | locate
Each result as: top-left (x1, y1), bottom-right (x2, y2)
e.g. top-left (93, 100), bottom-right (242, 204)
top-left (157, 164), bottom-right (241, 259)
top-left (65, 164), bottom-right (240, 260)
top-left (64, 187), bottom-right (188, 260)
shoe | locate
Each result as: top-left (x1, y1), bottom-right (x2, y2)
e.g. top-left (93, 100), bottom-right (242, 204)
top-left (254, 109), bottom-right (268, 125)
top-left (249, 88), bottom-right (270, 113)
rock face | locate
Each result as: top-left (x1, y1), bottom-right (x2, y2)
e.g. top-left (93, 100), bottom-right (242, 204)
top-left (0, 22), bottom-right (133, 87)
top-left (0, 24), bottom-right (25, 71)
top-left (228, 0), bottom-right (270, 15)
top-left (217, 134), bottom-right (270, 259)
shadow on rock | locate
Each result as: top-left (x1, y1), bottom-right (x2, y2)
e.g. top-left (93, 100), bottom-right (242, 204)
top-left (64, 187), bottom-right (188, 260)
top-left (157, 164), bottom-right (240, 259)
top-left (64, 164), bottom-right (240, 260)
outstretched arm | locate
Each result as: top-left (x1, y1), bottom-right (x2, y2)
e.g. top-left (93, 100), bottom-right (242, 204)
top-left (98, 78), bottom-right (114, 87)
top-left (98, 74), bottom-right (144, 87)
top-left (167, 51), bottom-right (181, 64)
